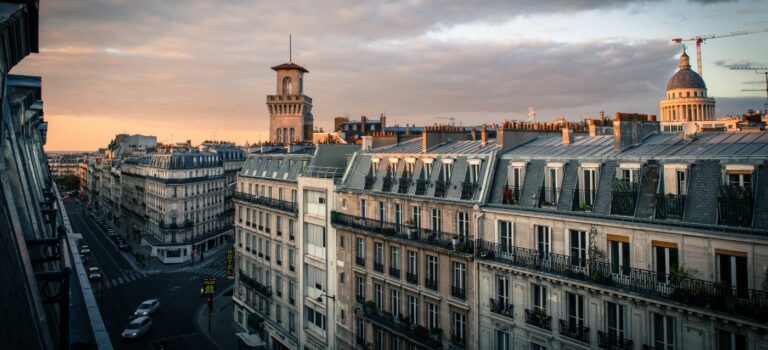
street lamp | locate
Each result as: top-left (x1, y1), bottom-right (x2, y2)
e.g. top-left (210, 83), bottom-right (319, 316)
top-left (316, 292), bottom-right (336, 350)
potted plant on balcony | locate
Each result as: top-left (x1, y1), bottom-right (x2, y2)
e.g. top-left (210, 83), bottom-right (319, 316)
top-left (430, 327), bottom-right (443, 340)
top-left (364, 300), bottom-right (377, 312)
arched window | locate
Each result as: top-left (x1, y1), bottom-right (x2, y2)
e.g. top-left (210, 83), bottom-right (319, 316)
top-left (283, 128), bottom-right (288, 144)
top-left (686, 92), bottom-right (690, 98)
top-left (299, 77), bottom-right (303, 94)
top-left (282, 77), bottom-right (293, 95)
top-left (290, 128), bottom-right (295, 143)
top-left (694, 91), bottom-right (698, 97)
top-left (276, 129), bottom-right (282, 143)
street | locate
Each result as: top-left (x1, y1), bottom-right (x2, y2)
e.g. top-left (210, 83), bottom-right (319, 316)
top-left (65, 200), bottom-right (234, 350)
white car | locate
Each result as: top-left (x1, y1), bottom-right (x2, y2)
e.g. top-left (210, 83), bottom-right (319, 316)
top-left (88, 267), bottom-right (102, 281)
top-left (121, 316), bottom-right (151, 338)
top-left (133, 299), bottom-right (160, 316)
top-left (79, 246), bottom-right (91, 255)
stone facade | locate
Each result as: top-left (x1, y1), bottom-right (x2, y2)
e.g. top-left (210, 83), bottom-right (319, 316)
top-left (268, 63), bottom-right (314, 143)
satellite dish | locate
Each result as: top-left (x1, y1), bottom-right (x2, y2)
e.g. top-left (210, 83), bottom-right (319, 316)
top-left (683, 122), bottom-right (698, 139)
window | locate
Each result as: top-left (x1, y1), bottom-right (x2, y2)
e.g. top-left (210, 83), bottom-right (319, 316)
top-left (496, 274), bottom-right (509, 304)
top-left (442, 161), bottom-right (454, 181)
top-left (456, 212), bottom-right (469, 236)
top-left (276, 216), bottom-right (282, 235)
top-left (582, 168), bottom-right (597, 206)
top-left (426, 255), bottom-right (438, 289)
top-left (374, 242), bottom-right (384, 272)
top-left (289, 280), bottom-right (296, 303)
top-left (531, 343), bottom-right (547, 350)
top-left (378, 201), bottom-right (386, 222)
top-left (452, 312), bottom-right (466, 343)
top-left (545, 167), bottom-right (559, 204)
top-left (305, 264), bottom-right (327, 297)
top-left (717, 329), bottom-right (747, 350)
top-left (676, 169), bottom-right (687, 195)
top-left (470, 163), bottom-right (481, 184)
top-left (536, 225), bottom-right (551, 258)
top-left (289, 219), bottom-right (295, 239)
top-left (427, 302), bottom-right (438, 329)
top-left (509, 166), bottom-right (524, 193)
top-left (570, 230), bottom-right (587, 268)
top-left (496, 330), bottom-right (511, 350)
top-left (375, 283), bottom-right (384, 309)
top-left (360, 199), bottom-right (367, 218)
top-left (452, 262), bottom-right (465, 298)
top-left (620, 168), bottom-right (639, 183)
top-left (653, 313), bottom-right (675, 350)
top-left (609, 238), bottom-right (631, 275)
top-left (390, 247), bottom-right (400, 274)
top-left (275, 303), bottom-right (282, 324)
top-left (394, 204), bottom-right (402, 230)
top-left (306, 190), bottom-right (326, 217)
top-left (275, 275), bottom-right (283, 297)
top-left (356, 276), bottom-right (366, 302)
top-left (716, 251), bottom-right (748, 298)
top-left (425, 161), bottom-right (433, 179)
top-left (390, 289), bottom-right (400, 316)
top-left (607, 302), bottom-right (625, 341)
top-left (411, 205), bottom-right (421, 229)
top-left (430, 208), bottom-right (441, 232)
top-left (407, 251), bottom-right (418, 282)
top-left (654, 242), bottom-right (679, 283)
top-left (727, 171), bottom-right (753, 192)
top-left (288, 248), bottom-right (295, 271)
top-left (356, 317), bottom-right (365, 342)
top-left (305, 305), bottom-right (326, 332)
top-left (305, 223), bottom-right (326, 259)
top-left (498, 220), bottom-right (513, 254)
top-left (276, 244), bottom-right (282, 265)
top-left (289, 312), bottom-right (296, 333)
top-left (567, 292), bottom-right (585, 330)
top-left (408, 296), bottom-right (418, 325)
top-left (531, 283), bottom-right (547, 312)
top-left (356, 237), bottom-right (365, 265)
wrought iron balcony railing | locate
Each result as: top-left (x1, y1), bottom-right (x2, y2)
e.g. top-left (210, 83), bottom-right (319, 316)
top-left (655, 194), bottom-right (686, 220)
top-left (572, 189), bottom-right (596, 212)
top-left (538, 186), bottom-right (558, 207)
top-left (434, 180), bottom-right (449, 198)
top-left (610, 180), bottom-right (639, 216)
top-left (234, 192), bottom-right (297, 214)
top-left (475, 239), bottom-right (768, 321)
top-left (501, 185), bottom-right (520, 205)
top-left (239, 270), bottom-right (272, 298)
top-left (450, 334), bottom-right (466, 348)
top-left (415, 179), bottom-right (428, 195)
top-left (425, 278), bottom-right (438, 291)
top-left (406, 272), bottom-right (418, 284)
top-left (361, 308), bottom-right (442, 349)
top-left (525, 309), bottom-right (552, 331)
top-left (364, 175), bottom-right (375, 190)
top-left (559, 319), bottom-right (590, 344)
top-left (460, 181), bottom-right (476, 200)
top-left (489, 298), bottom-right (514, 319)
top-left (331, 211), bottom-right (474, 254)
top-left (389, 267), bottom-right (400, 278)
top-left (356, 256), bottom-right (366, 267)
top-left (451, 286), bottom-right (466, 299)
top-left (398, 177), bottom-right (410, 194)
top-left (597, 331), bottom-right (632, 350)
top-left (382, 175), bottom-right (395, 192)
top-left (718, 185), bottom-right (754, 227)
top-left (374, 262), bottom-right (384, 273)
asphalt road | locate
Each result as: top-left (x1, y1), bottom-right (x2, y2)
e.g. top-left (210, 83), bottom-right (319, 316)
top-left (65, 200), bottom-right (233, 350)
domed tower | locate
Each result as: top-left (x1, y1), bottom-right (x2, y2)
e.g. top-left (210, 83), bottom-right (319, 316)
top-left (659, 50), bottom-right (716, 122)
top-left (268, 62), bottom-right (314, 144)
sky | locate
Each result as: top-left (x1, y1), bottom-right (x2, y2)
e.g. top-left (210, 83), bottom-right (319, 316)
top-left (16, 0), bottom-right (768, 151)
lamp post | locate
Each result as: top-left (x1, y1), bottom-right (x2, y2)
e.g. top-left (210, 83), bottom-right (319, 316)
top-left (316, 293), bottom-right (336, 350)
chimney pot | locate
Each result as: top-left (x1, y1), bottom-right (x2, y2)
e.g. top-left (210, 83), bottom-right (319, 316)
top-left (562, 128), bottom-right (574, 145)
top-left (481, 125), bottom-right (487, 146)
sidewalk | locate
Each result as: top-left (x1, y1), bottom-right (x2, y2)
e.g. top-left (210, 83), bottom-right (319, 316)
top-left (195, 287), bottom-right (238, 350)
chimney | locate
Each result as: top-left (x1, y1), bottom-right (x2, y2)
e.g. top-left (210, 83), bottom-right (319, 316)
top-left (471, 127), bottom-right (477, 141)
top-left (361, 136), bottom-right (373, 151)
top-left (481, 125), bottom-right (487, 146)
top-left (422, 125), bottom-right (470, 153)
top-left (361, 116), bottom-right (367, 133)
top-left (562, 128), bottom-right (574, 145)
top-left (613, 112), bottom-right (660, 151)
top-left (380, 114), bottom-right (386, 129)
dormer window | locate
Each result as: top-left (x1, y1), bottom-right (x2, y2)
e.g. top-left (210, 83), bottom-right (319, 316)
top-left (468, 159), bottom-right (482, 184)
top-left (726, 167), bottom-right (753, 192)
top-left (542, 162), bottom-right (563, 207)
top-left (423, 158), bottom-right (434, 179)
top-left (576, 163), bottom-right (600, 210)
top-left (618, 164), bottom-right (641, 184)
top-left (371, 158), bottom-right (381, 177)
top-left (405, 158), bottom-right (415, 178)
top-left (441, 158), bottom-right (454, 182)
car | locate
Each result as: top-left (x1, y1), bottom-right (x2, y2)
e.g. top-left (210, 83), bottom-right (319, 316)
top-left (79, 246), bottom-right (91, 255)
top-left (121, 316), bottom-right (152, 339)
top-left (88, 267), bottom-right (102, 281)
top-left (133, 299), bottom-right (160, 316)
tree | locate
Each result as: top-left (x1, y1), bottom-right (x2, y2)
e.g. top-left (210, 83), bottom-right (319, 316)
top-left (54, 175), bottom-right (80, 192)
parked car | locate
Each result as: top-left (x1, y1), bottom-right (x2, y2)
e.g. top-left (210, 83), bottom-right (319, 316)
top-left (88, 267), bottom-right (102, 281)
top-left (133, 299), bottom-right (160, 316)
top-left (121, 316), bottom-right (152, 339)
top-left (79, 246), bottom-right (91, 255)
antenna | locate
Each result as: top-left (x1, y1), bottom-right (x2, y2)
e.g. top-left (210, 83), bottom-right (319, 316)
top-left (289, 34), bottom-right (292, 63)
top-left (729, 65), bottom-right (768, 114)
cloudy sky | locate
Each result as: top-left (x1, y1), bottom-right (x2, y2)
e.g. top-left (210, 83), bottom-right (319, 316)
top-left (16, 0), bottom-right (768, 151)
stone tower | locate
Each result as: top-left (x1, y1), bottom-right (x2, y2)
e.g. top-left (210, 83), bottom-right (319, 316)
top-left (268, 62), bottom-right (314, 143)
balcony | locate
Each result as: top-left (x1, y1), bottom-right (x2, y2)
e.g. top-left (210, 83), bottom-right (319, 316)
top-left (389, 267), bottom-right (401, 279)
top-left (597, 331), bottom-right (632, 350)
top-left (239, 270), bottom-right (273, 298)
top-left (525, 309), bottom-right (552, 331)
top-left (331, 211), bottom-right (475, 254)
top-left (361, 308), bottom-right (442, 349)
top-left (374, 261), bottom-right (384, 273)
top-left (415, 179), bottom-right (428, 195)
top-left (434, 180), bottom-right (449, 198)
top-left (364, 175), bottom-right (375, 190)
top-left (718, 185), bottom-right (754, 227)
top-left (611, 180), bottom-right (639, 216)
top-left (655, 194), bottom-right (686, 220)
top-left (382, 176), bottom-right (395, 192)
top-left (474, 239), bottom-right (768, 321)
top-left (451, 286), bottom-right (466, 299)
top-left (538, 186), bottom-right (558, 207)
top-left (398, 177), bottom-right (410, 194)
top-left (450, 334), bottom-right (466, 348)
top-left (234, 192), bottom-right (297, 214)
top-left (572, 189), bottom-right (596, 212)
top-left (460, 182), bottom-right (476, 200)
top-left (501, 185), bottom-right (520, 205)
top-left (489, 298), bottom-right (514, 319)
top-left (425, 278), bottom-right (438, 291)
top-left (406, 272), bottom-right (418, 284)
top-left (356, 256), bottom-right (366, 267)
top-left (559, 320), bottom-right (590, 344)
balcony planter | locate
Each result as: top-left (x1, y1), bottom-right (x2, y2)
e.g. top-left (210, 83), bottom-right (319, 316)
top-left (430, 327), bottom-right (443, 336)
top-left (364, 300), bottom-right (377, 311)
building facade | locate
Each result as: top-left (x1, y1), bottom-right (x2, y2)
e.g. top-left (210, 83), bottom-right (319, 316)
top-left (268, 62), bottom-right (314, 143)
top-left (659, 51), bottom-right (717, 133)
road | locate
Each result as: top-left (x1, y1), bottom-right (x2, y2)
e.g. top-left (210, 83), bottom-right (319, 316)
top-left (65, 200), bottom-right (233, 350)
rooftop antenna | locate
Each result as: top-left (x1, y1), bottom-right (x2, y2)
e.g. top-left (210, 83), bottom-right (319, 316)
top-left (289, 34), bottom-right (292, 63)
top-left (729, 64), bottom-right (768, 115)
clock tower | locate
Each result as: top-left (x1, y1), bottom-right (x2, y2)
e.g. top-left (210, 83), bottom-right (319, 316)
top-left (267, 62), bottom-right (313, 143)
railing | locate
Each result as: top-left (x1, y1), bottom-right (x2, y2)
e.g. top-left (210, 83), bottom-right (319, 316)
top-left (572, 189), bottom-right (596, 212)
top-left (655, 194), bottom-right (686, 220)
top-left (407, 272), bottom-right (418, 284)
top-left (356, 256), bottom-right (366, 267)
top-left (525, 309), bottom-right (552, 331)
top-left (234, 192), bottom-right (297, 214)
top-left (450, 334), bottom-right (466, 348)
top-left (389, 267), bottom-right (401, 278)
top-left (382, 176), bottom-right (395, 192)
top-left (538, 186), bottom-right (558, 207)
top-left (611, 180), bottom-right (639, 216)
top-left (489, 298), bottom-right (514, 319)
top-left (425, 278), bottom-right (438, 291)
top-left (597, 331), bottom-right (632, 350)
top-left (434, 180), bottom-right (449, 198)
top-left (364, 175), bottom-right (375, 190)
top-left (474, 239), bottom-right (768, 321)
top-left (461, 182), bottom-right (476, 200)
top-left (361, 308), bottom-right (442, 349)
top-left (239, 270), bottom-right (273, 298)
top-left (559, 319), bottom-right (590, 344)
top-left (331, 211), bottom-right (475, 254)
top-left (501, 185), bottom-right (520, 205)
top-left (398, 177), bottom-right (410, 194)
top-left (415, 179), bottom-right (428, 195)
top-left (303, 166), bottom-right (345, 179)
top-left (374, 262), bottom-right (384, 273)
top-left (451, 286), bottom-right (466, 299)
top-left (718, 185), bottom-right (754, 227)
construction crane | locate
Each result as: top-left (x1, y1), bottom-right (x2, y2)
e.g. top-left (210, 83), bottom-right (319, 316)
top-left (729, 65), bottom-right (768, 114)
top-left (672, 27), bottom-right (768, 76)
top-left (436, 116), bottom-right (456, 126)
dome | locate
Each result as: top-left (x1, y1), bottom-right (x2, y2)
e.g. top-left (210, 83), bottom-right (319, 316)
top-left (666, 50), bottom-right (706, 90)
